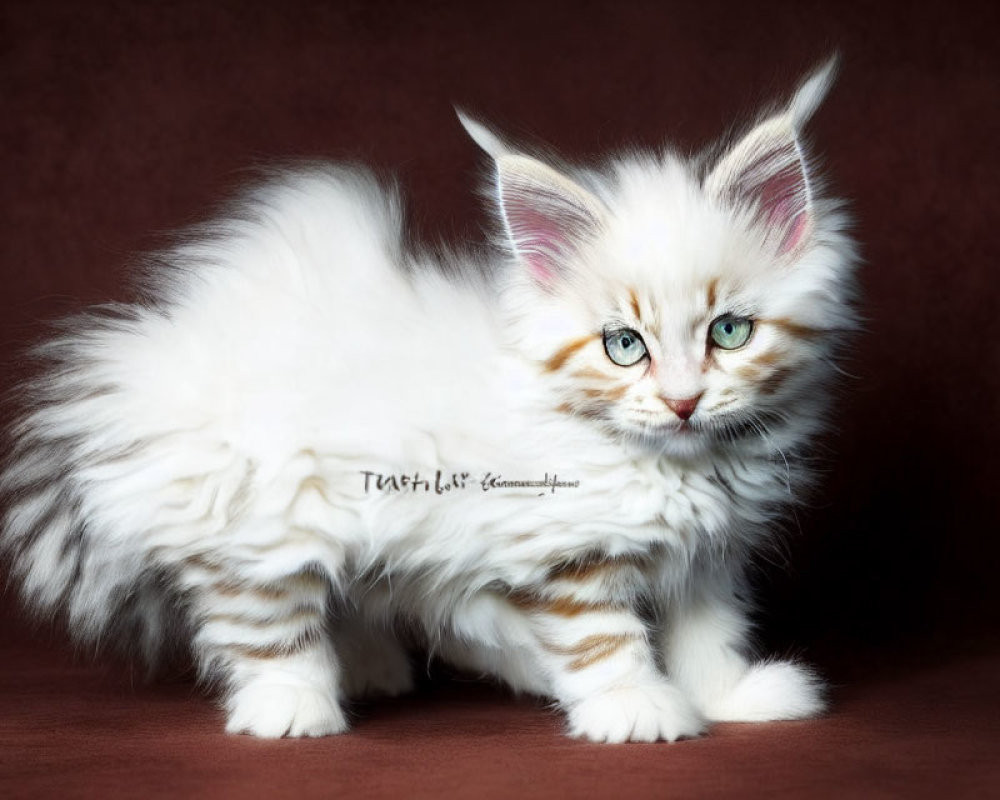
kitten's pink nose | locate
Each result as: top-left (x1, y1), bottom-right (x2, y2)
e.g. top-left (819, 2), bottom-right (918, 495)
top-left (664, 393), bottom-right (703, 421)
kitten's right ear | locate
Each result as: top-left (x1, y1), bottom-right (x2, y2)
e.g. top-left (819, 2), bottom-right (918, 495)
top-left (704, 57), bottom-right (838, 259)
top-left (457, 111), bottom-right (605, 287)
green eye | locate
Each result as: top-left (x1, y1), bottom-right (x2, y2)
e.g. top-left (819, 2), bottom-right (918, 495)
top-left (603, 328), bottom-right (648, 367)
top-left (709, 316), bottom-right (754, 350)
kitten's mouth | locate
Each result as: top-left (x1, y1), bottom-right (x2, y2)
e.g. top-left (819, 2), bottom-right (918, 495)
top-left (629, 412), bottom-right (702, 436)
top-left (627, 409), bottom-right (780, 445)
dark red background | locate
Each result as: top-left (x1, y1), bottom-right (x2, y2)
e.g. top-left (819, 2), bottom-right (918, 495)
top-left (2, 1), bottom-right (997, 796)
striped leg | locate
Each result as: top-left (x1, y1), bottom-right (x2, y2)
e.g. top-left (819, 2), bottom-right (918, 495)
top-left (661, 568), bottom-right (825, 722)
top-left (183, 558), bottom-right (347, 738)
top-left (508, 558), bottom-right (704, 743)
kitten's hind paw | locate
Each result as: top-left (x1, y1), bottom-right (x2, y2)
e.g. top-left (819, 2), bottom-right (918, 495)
top-left (702, 660), bottom-right (826, 723)
top-left (225, 683), bottom-right (348, 738)
top-left (567, 683), bottom-right (705, 743)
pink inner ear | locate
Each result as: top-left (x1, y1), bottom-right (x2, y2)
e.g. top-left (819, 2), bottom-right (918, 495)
top-left (504, 198), bottom-right (578, 286)
top-left (524, 253), bottom-right (556, 284)
top-left (761, 182), bottom-right (808, 255)
top-left (735, 143), bottom-right (811, 256)
top-left (779, 213), bottom-right (808, 254)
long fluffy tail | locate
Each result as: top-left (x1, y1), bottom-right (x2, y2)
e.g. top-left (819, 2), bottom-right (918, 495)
top-left (2, 164), bottom-right (407, 666)
top-left (1, 308), bottom-right (178, 664)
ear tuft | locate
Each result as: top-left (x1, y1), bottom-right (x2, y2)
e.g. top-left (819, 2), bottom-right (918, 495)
top-left (789, 55), bottom-right (839, 131)
top-left (456, 109), bottom-right (510, 159)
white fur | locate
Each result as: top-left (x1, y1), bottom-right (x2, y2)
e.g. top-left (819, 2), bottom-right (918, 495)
top-left (1, 64), bottom-right (855, 740)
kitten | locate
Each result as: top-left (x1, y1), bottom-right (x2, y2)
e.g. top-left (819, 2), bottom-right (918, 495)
top-left (1, 60), bottom-right (856, 742)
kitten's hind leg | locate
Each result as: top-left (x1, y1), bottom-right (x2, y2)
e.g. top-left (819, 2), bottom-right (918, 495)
top-left (183, 559), bottom-right (347, 738)
top-left (661, 566), bottom-right (826, 722)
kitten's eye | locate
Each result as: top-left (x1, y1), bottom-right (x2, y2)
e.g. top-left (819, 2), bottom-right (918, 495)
top-left (603, 328), bottom-right (648, 367)
top-left (709, 315), bottom-right (754, 350)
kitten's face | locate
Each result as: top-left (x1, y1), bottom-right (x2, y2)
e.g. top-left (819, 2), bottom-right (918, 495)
top-left (531, 162), bottom-right (827, 458)
top-left (466, 66), bottom-right (849, 457)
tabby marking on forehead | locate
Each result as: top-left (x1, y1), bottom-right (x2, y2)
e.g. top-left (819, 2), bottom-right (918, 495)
top-left (628, 288), bottom-right (642, 322)
top-left (706, 278), bottom-right (720, 310)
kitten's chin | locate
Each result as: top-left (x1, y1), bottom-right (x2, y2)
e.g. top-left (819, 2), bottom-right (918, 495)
top-left (622, 420), bottom-right (712, 458)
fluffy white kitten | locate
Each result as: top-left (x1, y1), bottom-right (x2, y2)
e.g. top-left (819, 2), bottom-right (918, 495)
top-left (2, 61), bottom-right (856, 741)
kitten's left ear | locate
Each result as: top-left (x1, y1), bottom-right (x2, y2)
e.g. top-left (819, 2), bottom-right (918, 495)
top-left (705, 57), bottom-right (838, 258)
top-left (457, 110), bottom-right (605, 287)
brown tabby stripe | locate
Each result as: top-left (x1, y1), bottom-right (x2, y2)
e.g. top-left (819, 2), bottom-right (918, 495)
top-left (628, 288), bottom-right (642, 321)
top-left (543, 335), bottom-right (594, 373)
top-left (212, 571), bottom-right (327, 600)
top-left (579, 386), bottom-right (626, 402)
top-left (207, 606), bottom-right (322, 629)
top-left (212, 581), bottom-right (288, 600)
top-left (548, 553), bottom-right (646, 582)
top-left (706, 278), bottom-right (719, 309)
top-left (547, 633), bottom-right (639, 671)
top-left (183, 554), bottom-right (223, 573)
top-left (758, 366), bottom-right (797, 396)
top-left (223, 628), bottom-right (322, 660)
top-left (570, 367), bottom-right (609, 382)
top-left (507, 589), bottom-right (617, 617)
top-left (766, 317), bottom-right (826, 341)
top-left (748, 348), bottom-right (788, 368)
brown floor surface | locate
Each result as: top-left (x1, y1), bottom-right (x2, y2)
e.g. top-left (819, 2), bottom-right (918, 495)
top-left (1, 620), bottom-right (997, 799)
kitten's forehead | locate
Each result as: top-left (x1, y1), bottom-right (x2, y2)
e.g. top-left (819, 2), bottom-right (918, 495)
top-left (591, 155), bottom-right (772, 303)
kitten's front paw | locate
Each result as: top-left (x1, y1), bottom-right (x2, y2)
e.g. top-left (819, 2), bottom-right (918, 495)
top-left (225, 682), bottom-right (348, 738)
top-left (567, 683), bottom-right (705, 743)
top-left (703, 660), bottom-right (826, 722)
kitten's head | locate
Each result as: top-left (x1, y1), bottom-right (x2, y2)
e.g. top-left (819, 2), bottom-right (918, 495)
top-left (462, 60), bottom-right (857, 458)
